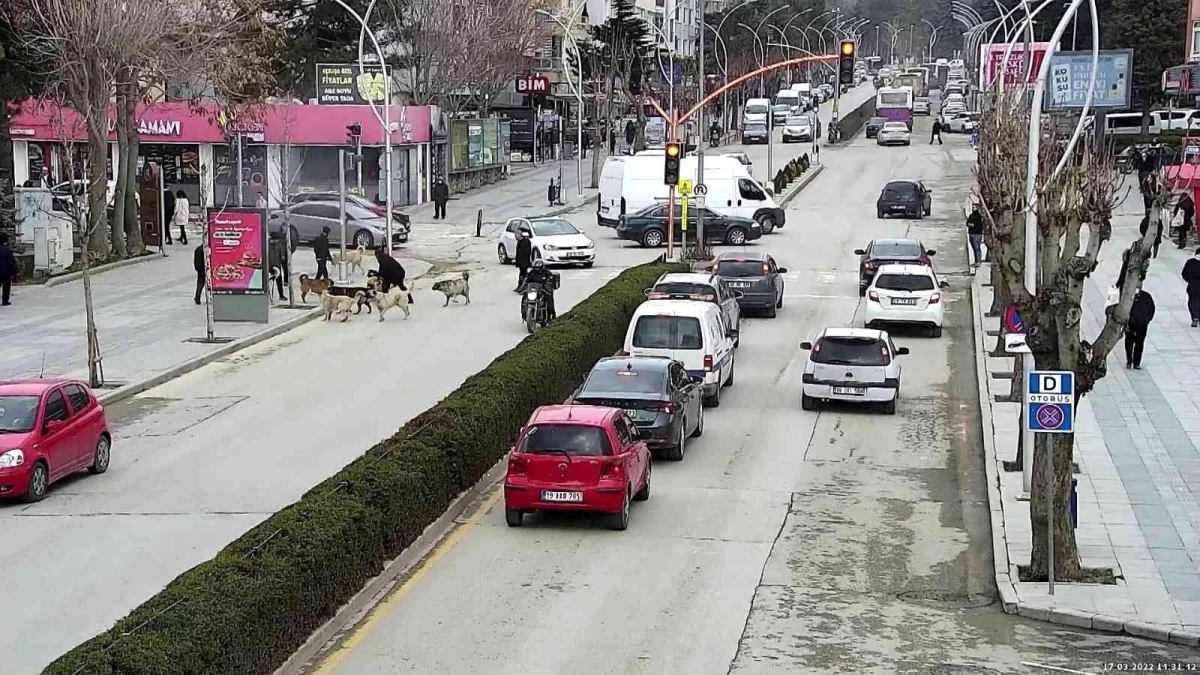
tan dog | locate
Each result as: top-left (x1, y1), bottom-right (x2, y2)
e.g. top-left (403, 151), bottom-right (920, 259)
top-left (299, 274), bottom-right (333, 303)
top-left (371, 286), bottom-right (411, 321)
top-left (321, 290), bottom-right (363, 322)
top-left (335, 244), bottom-right (367, 276)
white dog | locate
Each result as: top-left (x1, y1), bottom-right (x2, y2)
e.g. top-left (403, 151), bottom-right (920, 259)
top-left (335, 244), bottom-right (367, 276)
top-left (321, 290), bottom-right (363, 322)
top-left (371, 286), bottom-right (412, 321)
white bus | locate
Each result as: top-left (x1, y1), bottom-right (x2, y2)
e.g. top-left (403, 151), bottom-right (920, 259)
top-left (876, 86), bottom-right (914, 129)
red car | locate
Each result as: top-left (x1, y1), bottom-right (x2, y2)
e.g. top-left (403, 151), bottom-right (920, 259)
top-left (504, 405), bottom-right (652, 531)
top-left (0, 379), bottom-right (111, 502)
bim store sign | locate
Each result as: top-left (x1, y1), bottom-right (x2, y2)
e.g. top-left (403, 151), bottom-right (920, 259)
top-left (981, 42), bottom-right (1052, 88)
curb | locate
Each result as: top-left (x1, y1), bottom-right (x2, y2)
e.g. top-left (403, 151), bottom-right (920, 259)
top-left (778, 164), bottom-right (826, 209)
top-left (536, 193), bottom-right (600, 219)
top-left (969, 265), bottom-right (1200, 649)
top-left (44, 251), bottom-right (163, 287)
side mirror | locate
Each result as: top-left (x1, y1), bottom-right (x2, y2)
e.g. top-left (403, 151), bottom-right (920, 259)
top-left (926, 250), bottom-right (937, 256)
top-left (777, 267), bottom-right (788, 274)
top-left (799, 341), bottom-right (813, 350)
top-left (643, 288), bottom-right (652, 297)
top-left (733, 290), bottom-right (745, 299)
top-left (939, 280), bottom-right (950, 289)
top-left (896, 347), bottom-right (910, 356)
top-left (765, 186), bottom-right (774, 196)
top-left (853, 248), bottom-right (866, 255)
top-left (44, 419), bottom-right (65, 434)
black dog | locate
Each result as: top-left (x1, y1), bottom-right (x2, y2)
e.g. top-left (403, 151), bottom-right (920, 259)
top-left (328, 284), bottom-right (374, 314)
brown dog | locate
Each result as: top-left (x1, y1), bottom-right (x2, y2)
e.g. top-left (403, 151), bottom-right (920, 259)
top-left (299, 274), bottom-right (333, 303)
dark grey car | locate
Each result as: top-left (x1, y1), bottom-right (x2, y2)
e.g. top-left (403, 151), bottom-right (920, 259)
top-left (268, 201), bottom-right (406, 251)
top-left (865, 117), bottom-right (888, 138)
top-left (714, 251), bottom-right (787, 318)
top-left (742, 122), bottom-right (769, 144)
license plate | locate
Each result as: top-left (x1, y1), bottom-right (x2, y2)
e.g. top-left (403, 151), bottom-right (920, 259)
top-left (730, 281), bottom-right (752, 288)
top-left (891, 206), bottom-right (907, 211)
top-left (832, 386), bottom-right (865, 396)
top-left (892, 297), bottom-right (917, 306)
top-left (626, 409), bottom-right (655, 421)
top-left (565, 252), bottom-right (587, 258)
top-left (541, 490), bottom-right (584, 502)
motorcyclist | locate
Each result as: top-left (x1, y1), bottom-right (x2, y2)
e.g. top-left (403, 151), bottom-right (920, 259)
top-left (709, 120), bottom-right (721, 145)
top-left (523, 259), bottom-right (557, 321)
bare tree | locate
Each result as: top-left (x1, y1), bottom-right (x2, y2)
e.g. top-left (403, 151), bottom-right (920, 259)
top-left (976, 96), bottom-right (1145, 582)
top-left (459, 0), bottom-right (543, 116)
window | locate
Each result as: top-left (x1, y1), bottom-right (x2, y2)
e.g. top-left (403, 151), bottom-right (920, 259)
top-left (520, 424), bottom-right (613, 457)
top-left (671, 364), bottom-right (691, 389)
top-left (0, 395), bottom-right (41, 433)
top-left (1192, 20), bottom-right (1200, 59)
top-left (581, 366), bottom-right (667, 395)
top-left (651, 282), bottom-right (717, 300)
top-left (632, 315), bottom-right (704, 350)
top-left (871, 241), bottom-right (922, 258)
top-left (874, 274), bottom-right (935, 291)
top-left (531, 219), bottom-right (580, 236)
top-left (714, 260), bottom-right (765, 278)
top-left (745, 103), bottom-right (769, 114)
top-left (738, 178), bottom-right (766, 201)
top-left (307, 204), bottom-right (340, 219)
top-left (43, 390), bottom-right (70, 425)
top-left (64, 384), bottom-right (90, 413)
top-left (613, 418), bottom-right (634, 446)
top-left (811, 337), bottom-right (890, 366)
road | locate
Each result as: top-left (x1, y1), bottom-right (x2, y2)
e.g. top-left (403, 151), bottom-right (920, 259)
top-left (304, 121), bottom-right (1200, 673)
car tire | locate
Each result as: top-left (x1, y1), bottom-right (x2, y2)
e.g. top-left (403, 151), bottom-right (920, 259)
top-left (725, 227), bottom-right (748, 245)
top-left (642, 229), bottom-right (665, 248)
top-left (634, 464), bottom-right (651, 500)
top-left (882, 396), bottom-right (897, 415)
top-left (505, 508), bottom-right (523, 527)
top-left (288, 226), bottom-right (300, 253)
top-left (703, 382), bottom-right (721, 407)
top-left (690, 405), bottom-right (705, 438)
top-left (88, 434), bottom-right (111, 475)
top-left (915, 210), bottom-right (924, 220)
top-left (497, 244), bottom-right (510, 264)
top-left (777, 294), bottom-right (784, 309)
top-left (609, 490), bottom-right (631, 531)
top-left (757, 214), bottom-right (776, 235)
top-left (801, 392), bottom-right (816, 411)
top-left (877, 209), bottom-right (885, 219)
top-left (665, 424), bottom-right (685, 461)
top-left (725, 361), bottom-right (734, 387)
top-left (353, 229), bottom-right (374, 249)
top-left (23, 461), bottom-right (48, 503)
top-left (582, 261), bottom-right (594, 268)
top-left (925, 206), bottom-right (931, 217)
top-left (765, 303), bottom-right (777, 318)
top-left (931, 325), bottom-right (943, 338)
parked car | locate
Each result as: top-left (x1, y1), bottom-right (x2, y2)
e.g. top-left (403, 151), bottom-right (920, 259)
top-left (289, 192), bottom-right (411, 228)
top-left (742, 121), bottom-right (769, 144)
top-left (498, 217), bottom-right (596, 266)
top-left (782, 115), bottom-right (815, 143)
top-left (570, 357), bottom-right (704, 461)
top-left (876, 121), bottom-right (912, 146)
top-left (616, 203), bottom-right (761, 248)
top-left (855, 237), bottom-right (936, 295)
top-left (864, 263), bottom-right (948, 337)
top-left (943, 111), bottom-right (979, 133)
top-left (646, 272), bottom-right (742, 346)
top-left (865, 116), bottom-right (888, 138)
top-left (268, 201), bottom-right (405, 251)
top-left (0, 379), bottom-right (111, 502)
top-left (503, 404), bottom-right (652, 530)
top-left (941, 101), bottom-right (966, 116)
top-left (799, 327), bottom-right (909, 415)
top-left (875, 179), bottom-right (932, 220)
top-left (713, 251), bottom-right (787, 318)
top-left (913, 98), bottom-right (931, 115)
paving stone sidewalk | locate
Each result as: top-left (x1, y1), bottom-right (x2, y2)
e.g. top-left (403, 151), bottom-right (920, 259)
top-left (974, 201), bottom-right (1200, 642)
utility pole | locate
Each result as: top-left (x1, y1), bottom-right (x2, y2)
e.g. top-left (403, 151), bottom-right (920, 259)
top-left (337, 149), bottom-right (348, 282)
top-left (696, 0), bottom-right (707, 258)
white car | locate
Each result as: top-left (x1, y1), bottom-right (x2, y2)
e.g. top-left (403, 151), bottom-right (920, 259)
top-left (863, 263), bottom-right (946, 337)
top-left (498, 216), bottom-right (595, 267)
top-left (877, 121), bottom-right (911, 146)
top-left (782, 116), bottom-right (814, 143)
top-left (944, 112), bottom-right (979, 133)
top-left (942, 101), bottom-right (966, 116)
top-left (799, 327), bottom-right (908, 415)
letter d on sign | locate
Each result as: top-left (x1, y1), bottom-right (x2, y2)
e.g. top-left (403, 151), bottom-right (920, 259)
top-left (1040, 375), bottom-right (1059, 393)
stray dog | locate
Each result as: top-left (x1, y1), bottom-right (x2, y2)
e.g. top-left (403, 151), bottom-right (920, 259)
top-left (371, 286), bottom-right (411, 321)
top-left (335, 244), bottom-right (367, 276)
top-left (321, 290), bottom-right (364, 322)
top-left (299, 274), bottom-right (333, 303)
top-left (431, 271), bottom-right (470, 307)
top-left (366, 272), bottom-right (414, 305)
top-left (328, 284), bottom-right (373, 313)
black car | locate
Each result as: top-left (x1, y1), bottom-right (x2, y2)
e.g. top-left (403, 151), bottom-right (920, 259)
top-left (616, 203), bottom-right (763, 248)
top-left (876, 180), bottom-right (932, 219)
top-left (713, 251), bottom-right (787, 318)
top-left (854, 238), bottom-right (936, 296)
top-left (571, 357), bottom-right (703, 461)
top-left (865, 117), bottom-right (888, 139)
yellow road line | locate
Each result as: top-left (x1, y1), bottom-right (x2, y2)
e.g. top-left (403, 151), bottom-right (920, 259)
top-left (314, 485), bottom-right (503, 674)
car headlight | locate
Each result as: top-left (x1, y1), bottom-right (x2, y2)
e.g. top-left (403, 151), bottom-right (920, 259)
top-left (0, 449), bottom-right (25, 468)
top-left (584, 241), bottom-right (594, 249)
top-left (545, 244), bottom-right (563, 251)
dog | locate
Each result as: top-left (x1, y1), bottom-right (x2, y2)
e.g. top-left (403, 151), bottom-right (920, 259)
top-left (335, 244), bottom-right (367, 276)
top-left (431, 271), bottom-right (470, 307)
top-left (321, 290), bottom-right (364, 322)
top-left (299, 274), bottom-right (333, 303)
top-left (327, 284), bottom-right (374, 313)
top-left (366, 272), bottom-right (415, 305)
top-left (371, 286), bottom-right (412, 321)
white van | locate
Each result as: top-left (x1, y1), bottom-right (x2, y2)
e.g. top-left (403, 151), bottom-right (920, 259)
top-left (743, 98), bottom-right (770, 126)
top-left (790, 83), bottom-right (812, 96)
top-left (775, 90), bottom-right (801, 120)
top-left (598, 155), bottom-right (785, 231)
top-left (1085, 112), bottom-right (1162, 136)
top-left (624, 300), bottom-right (735, 407)
top-left (1153, 109), bottom-right (1200, 130)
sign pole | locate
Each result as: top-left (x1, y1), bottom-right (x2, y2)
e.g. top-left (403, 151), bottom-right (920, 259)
top-left (667, 184), bottom-right (676, 260)
top-left (338, 149), bottom-right (348, 282)
top-left (1047, 432), bottom-right (1055, 595)
top-left (236, 134), bottom-right (244, 207)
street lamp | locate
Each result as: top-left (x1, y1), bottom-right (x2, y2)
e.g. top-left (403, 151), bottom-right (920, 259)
top-left (535, 3), bottom-right (587, 199)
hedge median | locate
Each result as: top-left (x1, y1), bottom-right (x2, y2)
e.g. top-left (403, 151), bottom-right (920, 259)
top-left (48, 259), bottom-right (685, 675)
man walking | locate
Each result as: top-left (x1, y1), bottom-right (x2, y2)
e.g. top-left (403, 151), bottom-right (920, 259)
top-left (547, 178), bottom-right (558, 207)
top-left (0, 233), bottom-right (16, 306)
top-left (930, 118), bottom-right (943, 145)
top-left (193, 243), bottom-right (206, 305)
top-left (966, 203), bottom-right (984, 267)
top-left (515, 226), bottom-right (532, 292)
top-left (1183, 248), bottom-right (1200, 327)
top-left (313, 226), bottom-right (332, 281)
top-left (1174, 189), bottom-right (1195, 249)
top-left (432, 177), bottom-right (450, 220)
top-left (1126, 289), bottom-right (1155, 369)
top-left (162, 188), bottom-right (176, 244)
top-left (267, 231), bottom-right (289, 300)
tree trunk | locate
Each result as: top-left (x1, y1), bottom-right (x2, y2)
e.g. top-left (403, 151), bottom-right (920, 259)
top-left (123, 80), bottom-right (144, 255)
top-left (86, 131), bottom-right (111, 259)
top-left (1028, 432), bottom-right (1081, 579)
top-left (80, 233), bottom-right (102, 388)
top-left (111, 90), bottom-right (130, 260)
top-left (592, 55), bottom-right (617, 189)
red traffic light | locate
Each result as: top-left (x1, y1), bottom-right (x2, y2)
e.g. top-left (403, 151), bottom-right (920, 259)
top-left (840, 40), bottom-right (855, 57)
top-left (665, 142), bottom-right (681, 157)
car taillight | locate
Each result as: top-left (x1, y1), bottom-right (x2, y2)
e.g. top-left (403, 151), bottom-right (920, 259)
top-left (762, 262), bottom-right (770, 275)
top-left (929, 292), bottom-right (941, 304)
top-left (868, 290), bottom-right (879, 302)
top-left (864, 261), bottom-right (876, 270)
top-left (703, 354), bottom-right (714, 371)
top-left (508, 455), bottom-right (527, 475)
top-left (600, 459), bottom-right (623, 478)
top-left (658, 403), bottom-right (675, 414)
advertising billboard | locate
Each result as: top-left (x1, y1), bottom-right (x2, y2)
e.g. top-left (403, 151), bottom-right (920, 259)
top-left (1045, 50), bottom-right (1132, 109)
top-left (206, 208), bottom-right (268, 295)
top-left (981, 42), bottom-right (1052, 88)
top-left (315, 63), bottom-right (391, 105)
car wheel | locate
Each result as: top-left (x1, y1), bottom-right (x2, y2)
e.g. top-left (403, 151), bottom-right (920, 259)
top-left (634, 464), bottom-right (651, 501)
top-left (801, 392), bottom-right (816, 411)
top-left (925, 206), bottom-right (931, 217)
top-left (642, 229), bottom-right (665, 248)
top-left (776, 293), bottom-right (784, 309)
top-left (505, 508), bottom-right (523, 527)
top-left (497, 244), bottom-right (510, 264)
top-left (915, 210), bottom-right (924, 220)
top-left (690, 404), bottom-right (705, 438)
top-left (288, 226), bottom-right (300, 253)
top-left (725, 227), bottom-right (748, 246)
top-left (23, 461), bottom-right (48, 503)
top-left (882, 396), bottom-right (897, 415)
top-left (931, 325), bottom-right (943, 338)
top-left (582, 261), bottom-right (594, 268)
top-left (353, 229), bottom-right (374, 249)
top-left (764, 302), bottom-right (777, 318)
top-left (703, 382), bottom-right (721, 407)
top-left (725, 360), bottom-right (734, 387)
top-left (608, 489), bottom-right (631, 530)
top-left (88, 434), bottom-right (111, 475)
top-left (665, 423), bottom-right (685, 461)
top-left (757, 214), bottom-right (776, 234)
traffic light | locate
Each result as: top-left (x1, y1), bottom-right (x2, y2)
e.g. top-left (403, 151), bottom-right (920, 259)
top-left (838, 40), bottom-right (856, 86)
top-left (346, 123), bottom-right (362, 148)
top-left (664, 142), bottom-right (682, 185)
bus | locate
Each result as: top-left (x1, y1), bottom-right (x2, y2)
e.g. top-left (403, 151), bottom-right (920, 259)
top-left (875, 87), bottom-right (914, 129)
top-left (893, 72), bottom-right (926, 98)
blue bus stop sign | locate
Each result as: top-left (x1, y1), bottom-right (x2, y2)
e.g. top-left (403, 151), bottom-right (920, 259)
top-left (1027, 370), bottom-right (1075, 434)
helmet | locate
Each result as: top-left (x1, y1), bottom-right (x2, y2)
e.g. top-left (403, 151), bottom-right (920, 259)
top-left (532, 258), bottom-right (545, 269)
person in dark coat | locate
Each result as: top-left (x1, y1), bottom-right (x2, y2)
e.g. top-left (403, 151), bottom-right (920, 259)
top-left (1126, 290), bottom-right (1156, 369)
top-left (374, 248), bottom-right (412, 302)
top-left (547, 179), bottom-right (557, 207)
top-left (432, 178), bottom-right (450, 220)
top-left (0, 233), bottom-right (17, 306)
top-left (514, 226), bottom-right (533, 291)
top-left (313, 226), bottom-right (332, 281)
top-left (193, 243), bottom-right (206, 305)
top-left (1183, 248), bottom-right (1200, 327)
top-left (1139, 214), bottom-right (1162, 259)
top-left (1174, 190), bottom-right (1195, 249)
top-left (930, 119), bottom-right (943, 144)
top-left (966, 204), bottom-right (985, 266)
top-left (267, 232), bottom-right (288, 300)
top-left (162, 189), bottom-right (176, 244)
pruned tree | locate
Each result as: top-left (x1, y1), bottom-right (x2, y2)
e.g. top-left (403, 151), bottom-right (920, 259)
top-left (391, 0), bottom-right (472, 110)
top-left (458, 0), bottom-right (543, 116)
top-left (976, 95), bottom-right (1145, 582)
top-left (590, 0), bottom-right (655, 152)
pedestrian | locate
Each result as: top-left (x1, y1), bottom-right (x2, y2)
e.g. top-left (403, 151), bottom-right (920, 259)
top-left (1139, 214), bottom-right (1162, 259)
top-left (609, 128), bottom-right (616, 154)
top-left (193, 243), bottom-right (206, 305)
top-left (267, 231), bottom-right (288, 300)
top-left (1183, 247), bottom-right (1200, 327)
top-left (172, 189), bottom-right (190, 245)
top-left (162, 188), bottom-right (176, 244)
top-left (930, 118), bottom-right (943, 145)
top-left (547, 178), bottom-right (557, 207)
top-left (1174, 189), bottom-right (1195, 249)
top-left (313, 225), bottom-right (332, 281)
top-left (432, 177), bottom-right (450, 220)
top-left (1125, 289), bottom-right (1156, 369)
top-left (515, 226), bottom-right (532, 292)
top-left (966, 203), bottom-right (985, 267)
top-left (1116, 240), bottom-right (1147, 291)
top-left (0, 232), bottom-right (17, 306)
top-left (255, 192), bottom-right (267, 209)
top-left (373, 247), bottom-right (412, 302)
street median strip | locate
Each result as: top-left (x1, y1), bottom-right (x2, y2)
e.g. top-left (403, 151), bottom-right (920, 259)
top-left (47, 259), bottom-right (684, 675)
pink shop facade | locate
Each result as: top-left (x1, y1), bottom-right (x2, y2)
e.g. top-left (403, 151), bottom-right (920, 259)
top-left (9, 100), bottom-right (434, 208)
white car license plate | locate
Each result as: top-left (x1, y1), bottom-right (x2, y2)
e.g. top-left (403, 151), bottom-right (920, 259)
top-left (832, 386), bottom-right (865, 396)
top-left (541, 490), bottom-right (584, 502)
top-left (565, 251), bottom-right (588, 258)
top-left (626, 409), bottom-right (654, 421)
top-left (892, 297), bottom-right (917, 306)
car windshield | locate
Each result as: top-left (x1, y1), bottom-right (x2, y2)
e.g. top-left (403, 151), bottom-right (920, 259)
top-left (812, 337), bottom-right (889, 366)
top-left (632, 316), bottom-right (704, 350)
top-left (0, 395), bottom-right (40, 433)
top-left (745, 104), bottom-right (769, 114)
top-left (651, 282), bottom-right (717, 300)
top-left (715, 260), bottom-right (765, 278)
top-left (581, 366), bottom-right (667, 395)
top-left (519, 424), bottom-right (613, 457)
top-left (882, 183), bottom-right (919, 200)
top-left (875, 274), bottom-right (935, 291)
top-left (531, 219), bottom-right (580, 236)
top-left (872, 240), bottom-right (923, 258)
top-left (786, 117), bottom-right (810, 126)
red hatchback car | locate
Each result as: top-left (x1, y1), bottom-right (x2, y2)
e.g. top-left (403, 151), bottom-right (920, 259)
top-left (0, 379), bottom-right (111, 502)
top-left (504, 405), bottom-right (652, 531)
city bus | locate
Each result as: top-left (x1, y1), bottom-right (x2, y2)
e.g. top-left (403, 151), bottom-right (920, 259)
top-left (875, 86), bottom-right (914, 129)
top-left (893, 72), bottom-right (926, 99)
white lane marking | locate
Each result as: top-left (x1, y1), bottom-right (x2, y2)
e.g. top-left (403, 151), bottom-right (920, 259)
top-left (816, 271), bottom-right (838, 283)
top-left (1018, 663), bottom-right (1096, 675)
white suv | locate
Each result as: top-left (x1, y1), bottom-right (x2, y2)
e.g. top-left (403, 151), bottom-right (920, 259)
top-left (864, 264), bottom-right (946, 337)
top-left (799, 327), bottom-right (908, 415)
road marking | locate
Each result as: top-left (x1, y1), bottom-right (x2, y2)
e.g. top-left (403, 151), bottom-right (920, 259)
top-left (313, 486), bottom-right (503, 674)
top-left (816, 271), bottom-right (838, 283)
top-left (1019, 663), bottom-right (1096, 675)
top-left (785, 293), bottom-right (854, 299)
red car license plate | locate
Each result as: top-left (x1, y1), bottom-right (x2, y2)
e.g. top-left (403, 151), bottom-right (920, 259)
top-left (541, 490), bottom-right (584, 502)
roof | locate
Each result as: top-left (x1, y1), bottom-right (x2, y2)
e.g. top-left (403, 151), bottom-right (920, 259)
top-left (0, 378), bottom-right (78, 395)
top-left (529, 404), bottom-right (614, 425)
top-left (872, 237), bottom-right (922, 246)
top-left (635, 299), bottom-right (719, 317)
top-left (873, 263), bottom-right (936, 276)
top-left (715, 250), bottom-right (769, 261)
top-left (655, 272), bottom-right (717, 285)
top-left (592, 356), bottom-right (671, 373)
top-left (819, 326), bottom-right (887, 340)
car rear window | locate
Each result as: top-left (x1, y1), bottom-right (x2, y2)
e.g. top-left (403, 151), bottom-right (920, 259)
top-left (650, 282), bottom-right (717, 301)
top-left (812, 337), bottom-right (890, 366)
top-left (875, 274), bottom-right (935, 291)
top-left (715, 261), bottom-right (765, 278)
top-left (582, 366), bottom-right (667, 395)
top-left (0, 395), bottom-right (40, 433)
top-left (872, 241), bottom-right (922, 258)
top-left (883, 185), bottom-right (918, 200)
top-left (632, 316), bottom-right (704, 350)
top-left (745, 123), bottom-right (767, 132)
top-left (520, 424), bottom-right (613, 457)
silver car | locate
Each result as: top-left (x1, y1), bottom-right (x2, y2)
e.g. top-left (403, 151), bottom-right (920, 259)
top-left (913, 98), bottom-right (931, 115)
top-left (877, 122), bottom-right (912, 146)
top-left (269, 201), bottom-right (405, 251)
top-left (782, 116), bottom-right (814, 143)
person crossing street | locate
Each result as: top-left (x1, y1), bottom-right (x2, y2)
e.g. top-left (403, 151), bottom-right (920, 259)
top-left (432, 178), bottom-right (450, 220)
top-left (930, 118), bottom-right (943, 145)
top-left (514, 226), bottom-right (533, 292)
top-left (313, 226), bottom-right (332, 281)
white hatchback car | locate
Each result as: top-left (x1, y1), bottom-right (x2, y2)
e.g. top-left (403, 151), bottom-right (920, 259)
top-left (877, 121), bottom-right (912, 146)
top-left (864, 264), bottom-right (947, 337)
top-left (799, 327), bottom-right (908, 415)
top-left (498, 217), bottom-right (596, 267)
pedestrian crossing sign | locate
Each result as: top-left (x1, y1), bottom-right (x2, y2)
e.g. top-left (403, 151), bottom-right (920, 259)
top-left (678, 178), bottom-right (693, 196)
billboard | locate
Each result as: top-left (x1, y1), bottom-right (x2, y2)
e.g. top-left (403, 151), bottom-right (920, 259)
top-left (206, 208), bottom-right (268, 295)
top-left (981, 42), bottom-right (1052, 88)
top-left (1045, 50), bottom-right (1132, 110)
top-left (315, 63), bottom-right (391, 105)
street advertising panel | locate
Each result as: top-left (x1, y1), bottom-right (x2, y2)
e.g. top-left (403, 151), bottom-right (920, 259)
top-left (981, 42), bottom-right (1052, 88)
top-left (206, 208), bottom-right (267, 295)
top-left (315, 63), bottom-right (391, 105)
top-left (1044, 50), bottom-right (1132, 110)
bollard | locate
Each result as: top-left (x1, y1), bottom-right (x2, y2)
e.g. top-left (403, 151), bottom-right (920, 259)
top-left (476, 209), bottom-right (482, 237)
top-left (1069, 478), bottom-right (1078, 529)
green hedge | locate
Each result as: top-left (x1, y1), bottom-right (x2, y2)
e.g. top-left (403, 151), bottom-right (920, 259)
top-left (48, 259), bottom-right (685, 675)
top-left (834, 96), bottom-right (877, 142)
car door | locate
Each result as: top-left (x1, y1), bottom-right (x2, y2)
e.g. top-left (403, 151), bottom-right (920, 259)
top-left (39, 387), bottom-right (78, 478)
top-left (717, 278), bottom-right (740, 331)
top-left (768, 256), bottom-right (786, 302)
top-left (671, 363), bottom-right (701, 434)
top-left (709, 311), bottom-right (734, 383)
top-left (919, 182), bottom-right (932, 212)
top-left (286, 203), bottom-right (323, 243)
top-left (63, 384), bottom-right (100, 466)
top-left (887, 334), bottom-right (904, 380)
top-left (613, 416), bottom-right (646, 490)
top-left (501, 219), bottom-right (520, 258)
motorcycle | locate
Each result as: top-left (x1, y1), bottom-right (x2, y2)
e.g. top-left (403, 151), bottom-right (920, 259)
top-left (521, 281), bottom-right (553, 334)
top-left (709, 128), bottom-right (720, 147)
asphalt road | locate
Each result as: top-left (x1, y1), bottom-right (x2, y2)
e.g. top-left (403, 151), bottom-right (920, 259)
top-left (304, 122), bottom-right (1200, 673)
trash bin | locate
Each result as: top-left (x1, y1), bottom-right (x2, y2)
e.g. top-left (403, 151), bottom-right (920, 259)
top-left (1069, 478), bottom-right (1078, 530)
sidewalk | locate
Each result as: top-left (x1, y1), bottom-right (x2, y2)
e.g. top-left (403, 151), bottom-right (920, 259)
top-left (973, 202), bottom-right (1200, 645)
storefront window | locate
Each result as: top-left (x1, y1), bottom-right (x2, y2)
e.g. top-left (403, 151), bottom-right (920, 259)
top-left (213, 143), bottom-right (268, 207)
top-left (31, 142), bottom-right (113, 185)
top-left (287, 146), bottom-right (354, 195)
top-left (141, 143), bottom-right (200, 205)
top-left (468, 120), bottom-right (483, 168)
